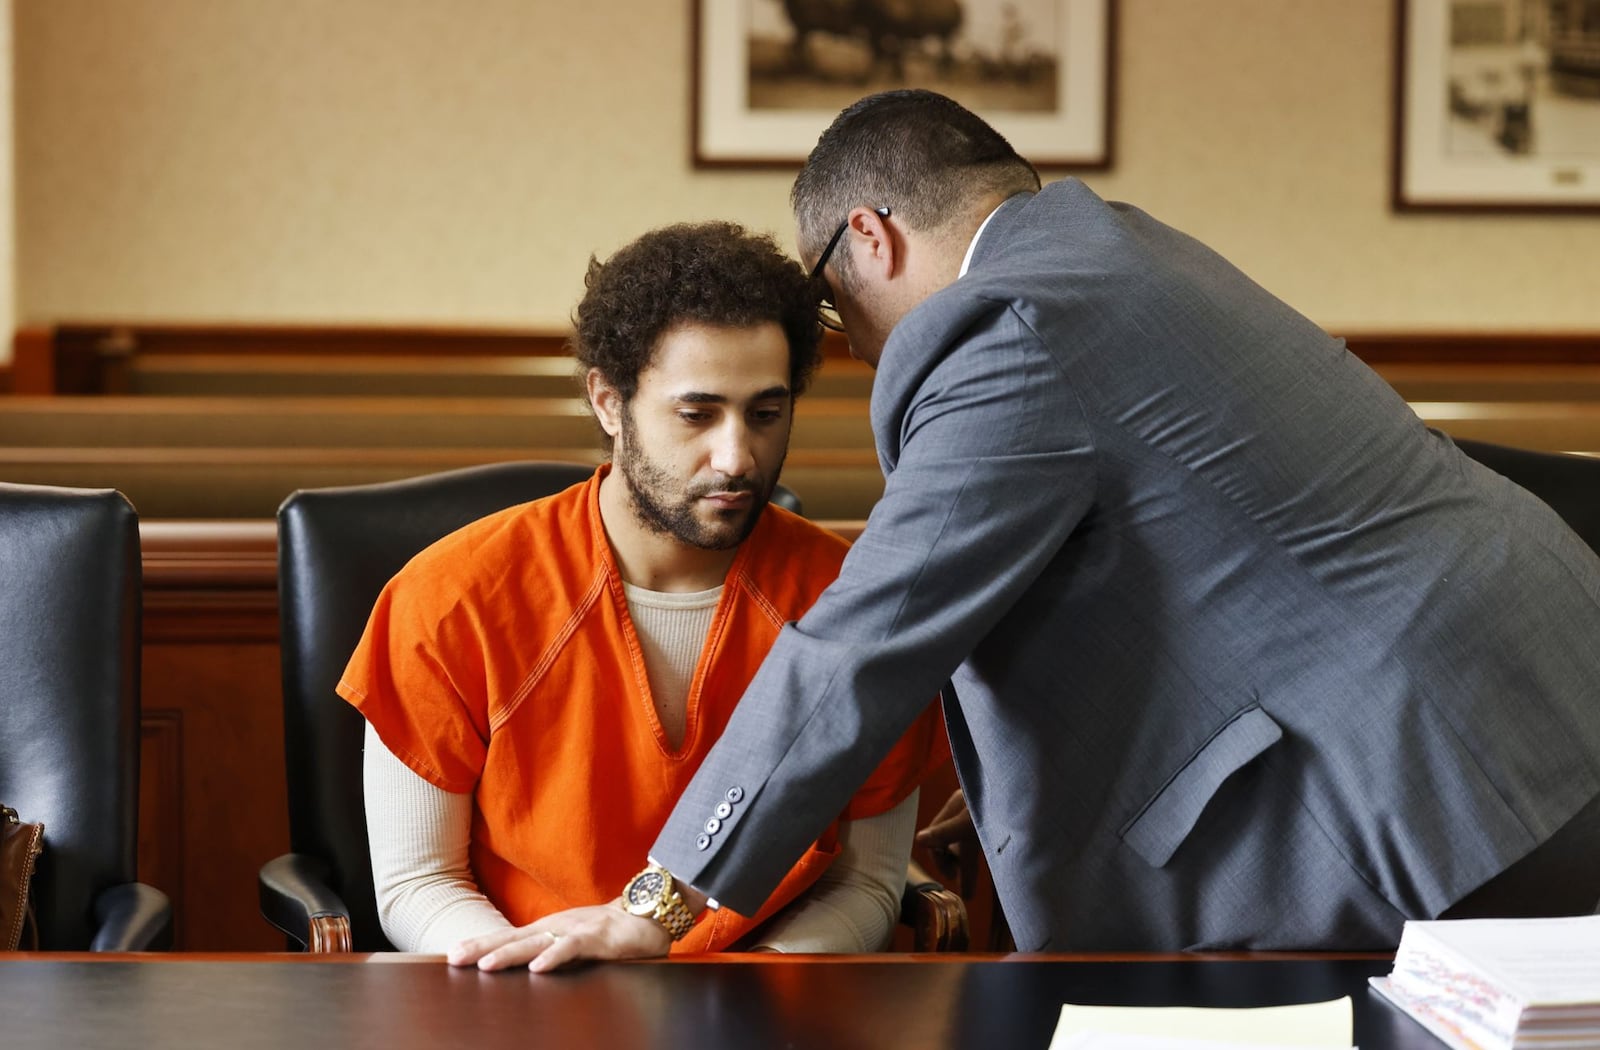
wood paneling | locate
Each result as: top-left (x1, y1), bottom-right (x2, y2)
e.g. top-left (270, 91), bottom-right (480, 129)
top-left (8, 328), bottom-right (57, 394)
top-left (142, 639), bottom-right (288, 951)
top-left (137, 712), bottom-right (185, 944)
top-left (140, 520), bottom-right (283, 950)
top-left (142, 520), bottom-right (277, 642)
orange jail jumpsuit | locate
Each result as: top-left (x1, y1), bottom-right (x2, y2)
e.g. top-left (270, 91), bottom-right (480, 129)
top-left (339, 468), bottom-right (949, 952)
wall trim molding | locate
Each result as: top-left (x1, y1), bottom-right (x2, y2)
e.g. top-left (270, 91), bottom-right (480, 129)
top-left (141, 520), bottom-right (278, 641)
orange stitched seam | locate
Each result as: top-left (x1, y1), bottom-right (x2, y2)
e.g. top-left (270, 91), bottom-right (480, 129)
top-left (490, 570), bottom-right (607, 733)
top-left (739, 567), bottom-right (786, 629)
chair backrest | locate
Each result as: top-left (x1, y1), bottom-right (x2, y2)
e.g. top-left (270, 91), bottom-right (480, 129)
top-left (0, 484), bottom-right (142, 949)
top-left (1454, 438), bottom-right (1600, 554)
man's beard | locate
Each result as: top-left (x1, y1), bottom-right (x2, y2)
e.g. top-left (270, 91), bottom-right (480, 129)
top-left (617, 412), bottom-right (781, 551)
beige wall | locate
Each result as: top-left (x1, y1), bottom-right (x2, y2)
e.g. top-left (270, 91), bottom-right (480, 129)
top-left (8, 0), bottom-right (1600, 367)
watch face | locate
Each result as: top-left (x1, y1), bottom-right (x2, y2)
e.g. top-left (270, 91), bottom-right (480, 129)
top-left (625, 871), bottom-right (665, 910)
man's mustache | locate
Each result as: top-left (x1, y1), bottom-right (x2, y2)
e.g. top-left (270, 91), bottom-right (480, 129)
top-left (689, 475), bottom-right (761, 498)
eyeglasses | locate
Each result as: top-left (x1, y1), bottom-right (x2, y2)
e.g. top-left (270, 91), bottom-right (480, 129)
top-left (808, 206), bottom-right (891, 333)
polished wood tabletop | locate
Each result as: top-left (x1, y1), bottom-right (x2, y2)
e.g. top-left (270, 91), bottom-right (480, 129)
top-left (3, 952), bottom-right (1432, 1050)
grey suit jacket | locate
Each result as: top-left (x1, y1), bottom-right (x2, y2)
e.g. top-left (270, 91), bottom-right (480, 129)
top-left (652, 180), bottom-right (1600, 950)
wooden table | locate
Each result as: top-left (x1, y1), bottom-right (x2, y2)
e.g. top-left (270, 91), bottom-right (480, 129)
top-left (2, 952), bottom-right (1436, 1049)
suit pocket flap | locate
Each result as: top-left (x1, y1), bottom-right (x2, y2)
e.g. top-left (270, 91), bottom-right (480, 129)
top-left (1118, 705), bottom-right (1283, 868)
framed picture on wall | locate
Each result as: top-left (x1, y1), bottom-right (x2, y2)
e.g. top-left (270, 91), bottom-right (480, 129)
top-left (1394, 0), bottom-right (1600, 212)
top-left (693, 0), bottom-right (1115, 169)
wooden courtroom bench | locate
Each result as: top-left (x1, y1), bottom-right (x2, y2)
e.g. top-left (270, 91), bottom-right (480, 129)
top-left (7, 323), bottom-right (879, 398)
top-left (16, 395), bottom-right (1600, 459)
top-left (117, 352), bottom-right (880, 400)
top-left (13, 326), bottom-right (1600, 427)
top-left (8, 399), bottom-right (1600, 518)
top-left (0, 395), bottom-right (879, 450)
top-left (58, 353), bottom-right (1600, 406)
top-left (0, 446), bottom-right (888, 520)
top-left (1375, 363), bottom-right (1600, 403)
top-left (1403, 401), bottom-right (1600, 451)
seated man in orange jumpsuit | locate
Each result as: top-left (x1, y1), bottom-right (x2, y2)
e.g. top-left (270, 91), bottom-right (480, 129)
top-left (338, 221), bottom-right (947, 959)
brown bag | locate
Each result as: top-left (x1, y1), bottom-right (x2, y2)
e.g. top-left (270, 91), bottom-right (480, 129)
top-left (2, 804), bottom-right (45, 951)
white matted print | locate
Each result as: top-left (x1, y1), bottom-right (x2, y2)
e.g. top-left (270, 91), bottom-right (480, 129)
top-left (694, 0), bottom-right (1114, 168)
top-left (1395, 0), bottom-right (1600, 211)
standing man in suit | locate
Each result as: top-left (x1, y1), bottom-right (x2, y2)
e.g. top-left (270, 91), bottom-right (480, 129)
top-left (459, 90), bottom-right (1600, 970)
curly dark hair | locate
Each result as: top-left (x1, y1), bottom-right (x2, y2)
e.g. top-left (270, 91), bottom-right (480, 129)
top-left (570, 222), bottom-right (824, 450)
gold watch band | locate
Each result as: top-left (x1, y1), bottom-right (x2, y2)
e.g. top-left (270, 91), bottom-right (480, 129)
top-left (651, 887), bottom-right (696, 941)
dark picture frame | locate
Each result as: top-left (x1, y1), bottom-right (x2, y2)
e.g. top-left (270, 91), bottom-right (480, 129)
top-left (693, 0), bottom-right (1115, 169)
top-left (1393, 0), bottom-right (1600, 212)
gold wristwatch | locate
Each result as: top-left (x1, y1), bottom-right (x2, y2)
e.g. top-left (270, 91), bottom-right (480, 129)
top-left (620, 864), bottom-right (697, 941)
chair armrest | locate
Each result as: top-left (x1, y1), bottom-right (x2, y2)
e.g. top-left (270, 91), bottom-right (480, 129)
top-left (90, 882), bottom-right (174, 951)
top-left (901, 861), bottom-right (969, 953)
top-left (258, 853), bottom-right (354, 952)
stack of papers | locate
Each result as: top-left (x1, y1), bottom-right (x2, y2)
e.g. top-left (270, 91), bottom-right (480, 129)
top-left (1369, 914), bottom-right (1600, 1050)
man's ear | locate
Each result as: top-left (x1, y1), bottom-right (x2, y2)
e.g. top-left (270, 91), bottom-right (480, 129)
top-left (847, 205), bottom-right (899, 281)
top-left (586, 369), bottom-right (624, 440)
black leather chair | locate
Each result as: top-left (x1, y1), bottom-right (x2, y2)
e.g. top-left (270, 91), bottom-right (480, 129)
top-left (261, 460), bottom-right (965, 952)
top-left (0, 483), bottom-right (172, 950)
top-left (1455, 438), bottom-right (1600, 553)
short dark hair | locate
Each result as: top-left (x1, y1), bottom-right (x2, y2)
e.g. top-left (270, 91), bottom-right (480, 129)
top-left (570, 222), bottom-right (823, 450)
top-left (791, 90), bottom-right (1040, 277)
